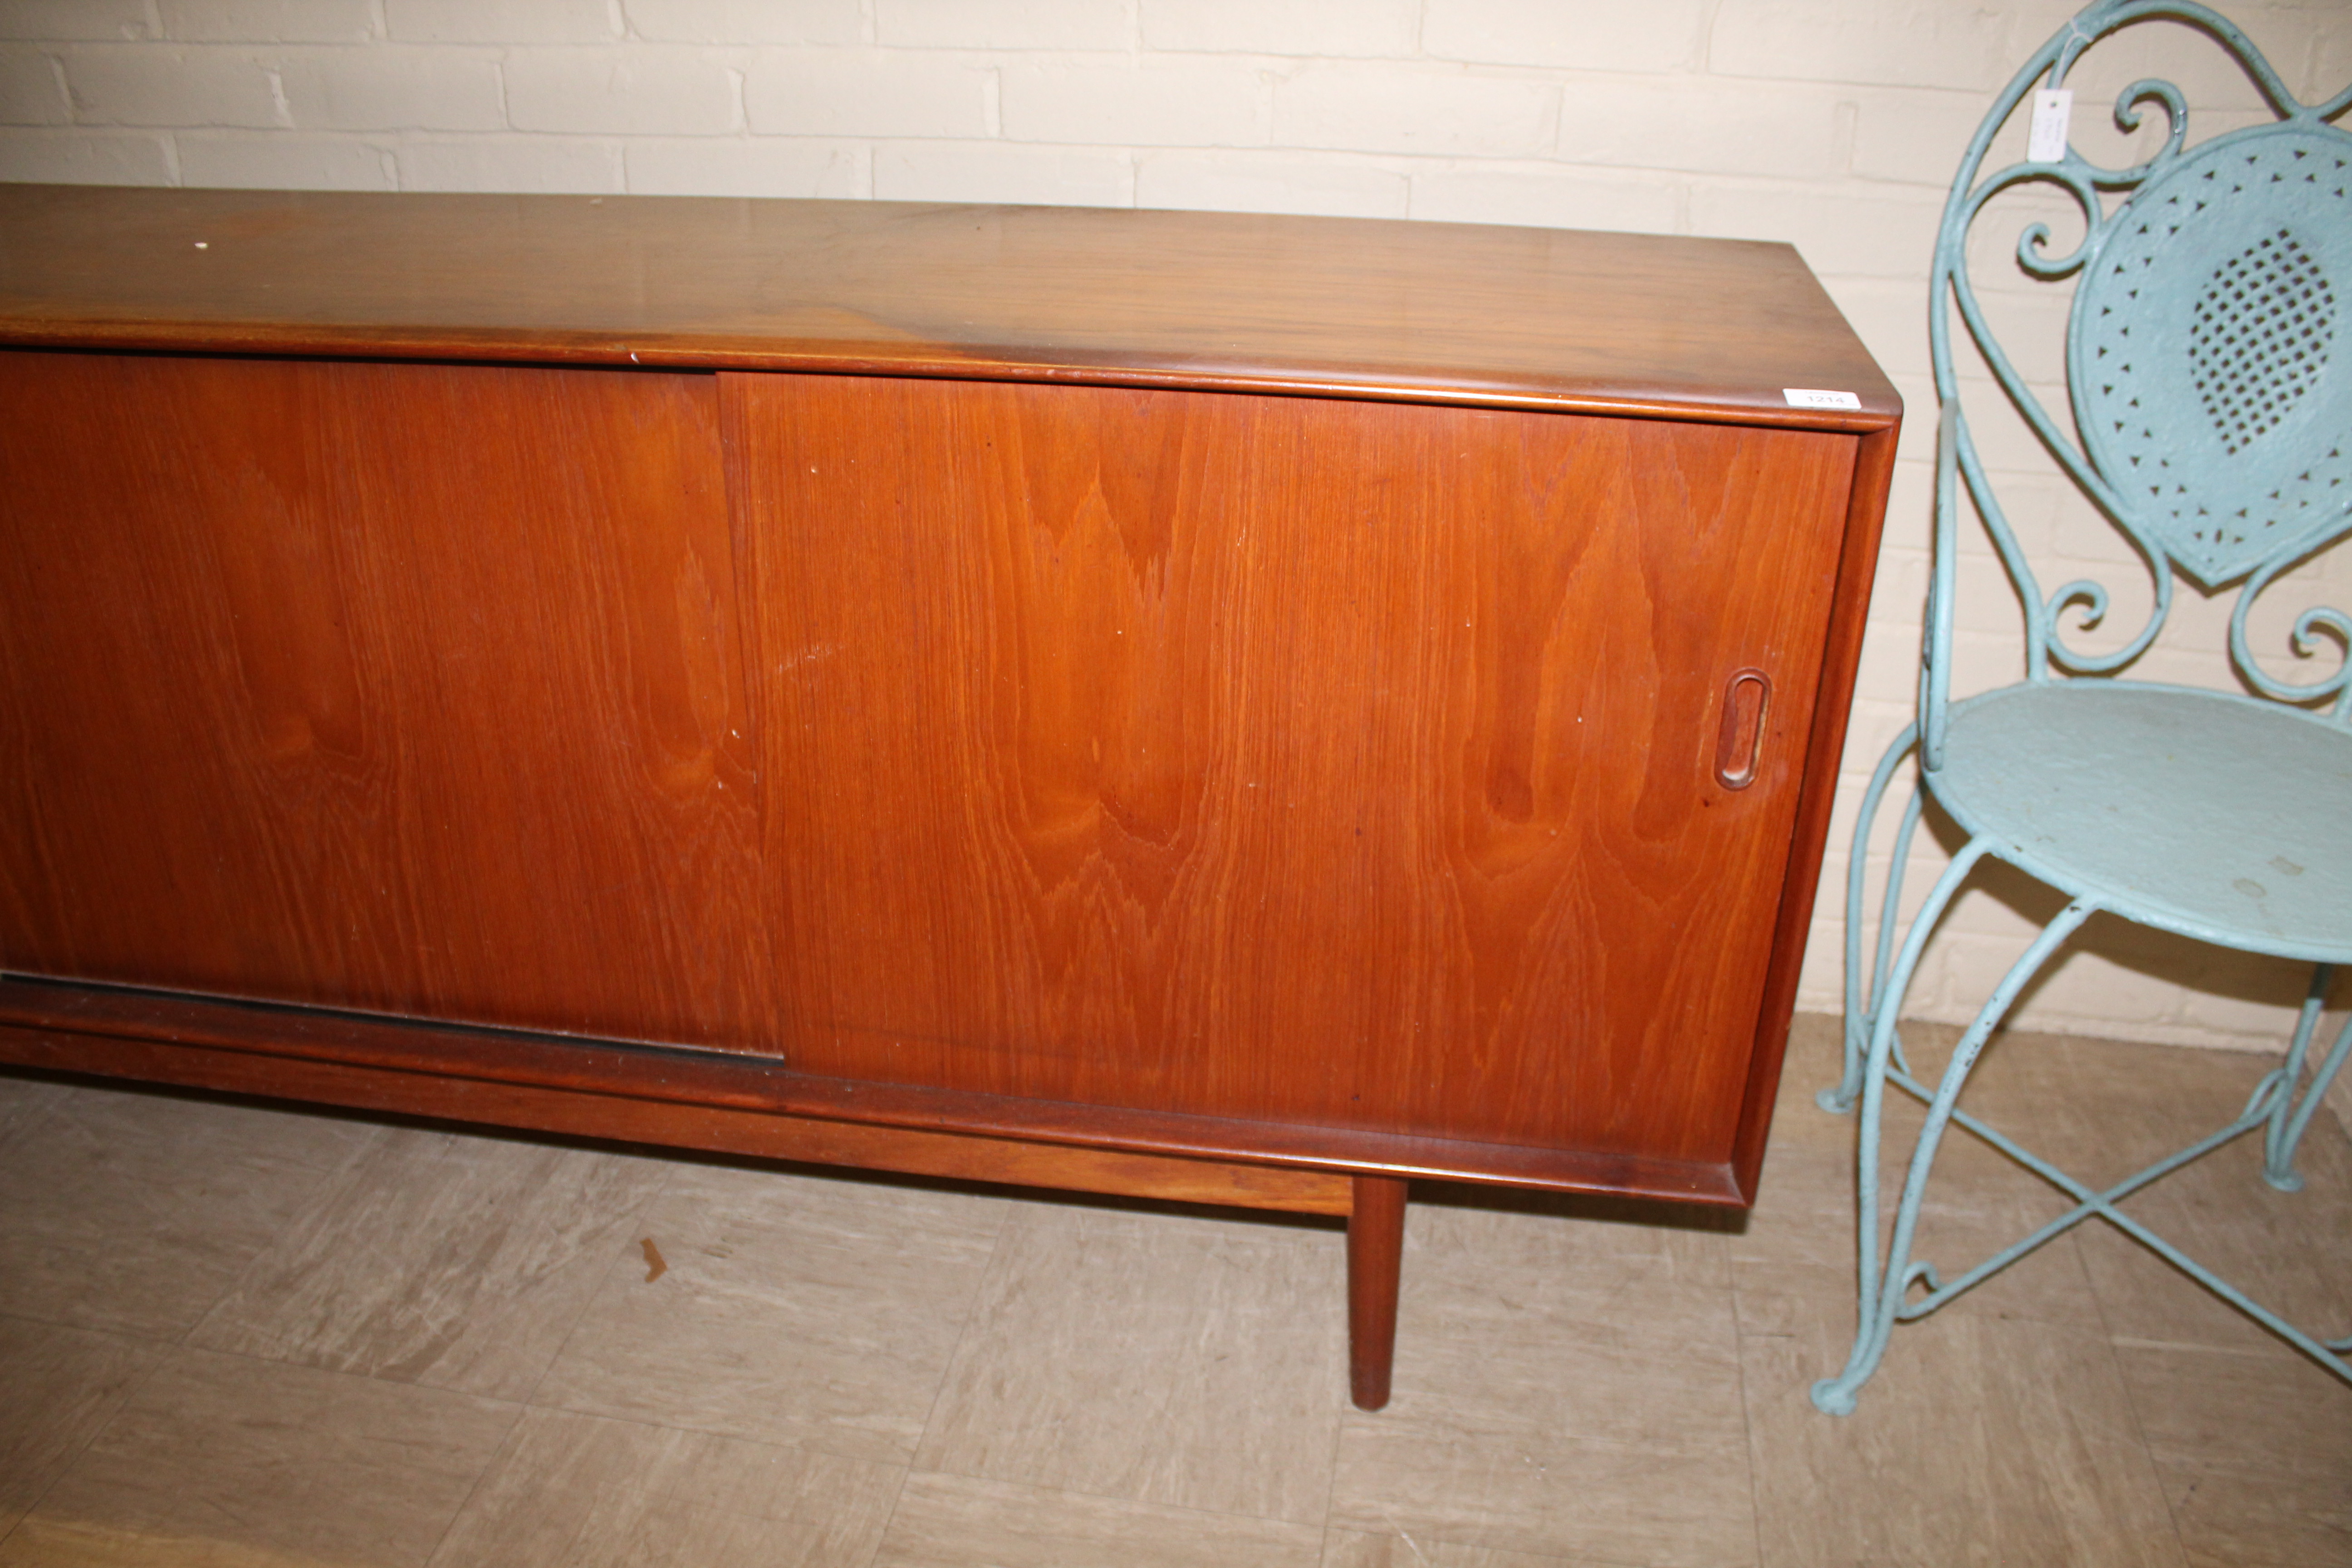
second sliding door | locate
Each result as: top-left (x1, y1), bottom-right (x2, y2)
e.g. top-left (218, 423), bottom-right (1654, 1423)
top-left (726, 372), bottom-right (1857, 1166)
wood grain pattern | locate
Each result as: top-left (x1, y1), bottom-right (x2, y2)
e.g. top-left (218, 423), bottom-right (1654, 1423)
top-left (731, 373), bottom-right (1856, 1167)
top-left (0, 186), bottom-right (1899, 431)
top-left (0, 351), bottom-right (764, 1046)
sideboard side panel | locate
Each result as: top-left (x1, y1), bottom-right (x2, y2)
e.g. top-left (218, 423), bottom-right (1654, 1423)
top-left (727, 372), bottom-right (1855, 1164)
top-left (0, 352), bottom-right (772, 1047)
top-left (1729, 417), bottom-right (1900, 1201)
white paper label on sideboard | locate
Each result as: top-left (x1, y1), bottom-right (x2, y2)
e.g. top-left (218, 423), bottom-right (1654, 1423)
top-left (1783, 388), bottom-right (1861, 411)
top-left (2029, 88), bottom-right (2073, 162)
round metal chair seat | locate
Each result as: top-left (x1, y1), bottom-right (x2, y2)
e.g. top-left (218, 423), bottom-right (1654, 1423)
top-left (1929, 682), bottom-right (2352, 964)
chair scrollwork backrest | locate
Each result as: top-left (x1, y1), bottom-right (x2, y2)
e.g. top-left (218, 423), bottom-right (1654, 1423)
top-left (1922, 0), bottom-right (2352, 769)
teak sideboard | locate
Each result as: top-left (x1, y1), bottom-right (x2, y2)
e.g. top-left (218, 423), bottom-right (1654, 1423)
top-left (0, 184), bottom-right (1898, 1409)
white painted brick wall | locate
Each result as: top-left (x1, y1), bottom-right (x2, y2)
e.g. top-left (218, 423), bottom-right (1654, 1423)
top-left (274, 46), bottom-right (503, 130)
top-left (744, 49), bottom-right (991, 138)
top-left (1424, 0), bottom-right (1710, 73)
top-left (395, 131), bottom-right (622, 191)
top-left (1556, 78), bottom-right (1854, 178)
top-left (0, 43), bottom-right (69, 122)
top-left (161, 1), bottom-right (376, 44)
top-left (0, 0), bottom-right (2347, 1108)
top-left (1144, 0), bottom-right (1419, 60)
top-left (504, 46), bottom-right (741, 135)
top-left (1409, 163), bottom-right (1678, 231)
top-left (1710, 0), bottom-right (2043, 92)
top-left (1274, 59), bottom-right (1557, 158)
top-left (1135, 147), bottom-right (1406, 216)
top-left (1000, 57), bottom-right (1267, 147)
top-left (874, 137), bottom-right (1133, 204)
top-left (626, 0), bottom-right (861, 47)
top-left (382, 0), bottom-right (618, 46)
top-left (624, 131), bottom-right (861, 196)
top-left (63, 44), bottom-right (284, 126)
top-left (177, 126), bottom-right (389, 185)
top-left (877, 0), bottom-right (1135, 53)
top-left (0, 2), bottom-right (158, 43)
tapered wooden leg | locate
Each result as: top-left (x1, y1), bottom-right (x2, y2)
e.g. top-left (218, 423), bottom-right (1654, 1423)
top-left (1347, 1174), bottom-right (1407, 1410)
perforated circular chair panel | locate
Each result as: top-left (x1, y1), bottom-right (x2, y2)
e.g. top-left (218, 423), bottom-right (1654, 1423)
top-left (1932, 683), bottom-right (2352, 961)
top-left (2070, 127), bottom-right (2351, 585)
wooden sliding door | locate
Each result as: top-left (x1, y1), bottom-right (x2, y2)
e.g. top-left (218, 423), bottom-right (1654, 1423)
top-left (0, 353), bottom-right (768, 1047)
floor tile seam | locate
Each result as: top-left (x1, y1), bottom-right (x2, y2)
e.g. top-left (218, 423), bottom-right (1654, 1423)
top-left (1750, 1294), bottom-right (2112, 1338)
top-left (1312, 1288), bottom-right (1350, 1541)
top-left (1411, 1329), bottom-right (1755, 1383)
top-left (509, 1181), bottom-right (676, 1415)
top-left (2077, 1218), bottom-right (2352, 1357)
top-left (1728, 1290), bottom-right (2125, 1348)
top-left (1327, 1422), bottom-right (1754, 1475)
top-left (2105, 1333), bottom-right (2312, 1362)
top-left (1401, 1246), bottom-right (1739, 1301)
top-left (2087, 1264), bottom-right (2199, 1568)
top-left (2128, 1445), bottom-right (2352, 1488)
top-left (414, 1393), bottom-right (534, 1568)
top-left (0, 1306), bottom-right (180, 1349)
top-left (899, 1196), bottom-right (1023, 1482)
top-left (899, 1426), bottom-right (1340, 1530)
top-left (1360, 1528), bottom-right (1675, 1568)
top-left (1326, 1508), bottom-right (1697, 1568)
top-left (0, 1078), bottom-right (71, 1156)
top-left (1894, 1230), bottom-right (2121, 1333)
top-left (1731, 1188), bottom-right (2114, 1342)
top-left (1728, 1264), bottom-right (1774, 1568)
top-left (1328, 1520), bottom-right (1632, 1568)
top-left (902, 1261), bottom-right (1349, 1529)
top-left (140, 1336), bottom-right (536, 1422)
top-left (172, 1118), bottom-right (392, 1352)
top-left (858, 1460), bottom-right (918, 1568)
top-left (0, 1324), bottom-right (179, 1550)
top-left (1725, 1245), bottom-right (1822, 1347)
top-left (501, 1393), bottom-right (926, 1473)
top-left (1321, 1510), bottom-right (1747, 1568)
top-left (899, 1464), bottom-right (1332, 1537)
top-left (1498, 1249), bottom-right (1751, 1326)
top-left (1725, 1207), bottom-right (2106, 1257)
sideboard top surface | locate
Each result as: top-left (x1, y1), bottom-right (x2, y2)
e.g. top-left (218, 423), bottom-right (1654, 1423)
top-left (0, 183), bottom-right (1898, 428)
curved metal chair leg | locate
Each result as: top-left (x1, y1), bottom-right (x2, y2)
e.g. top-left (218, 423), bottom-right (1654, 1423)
top-left (1813, 888), bottom-right (2096, 1416)
top-left (1806, 837), bottom-right (1989, 1412)
top-left (2263, 964), bottom-right (2352, 1193)
top-left (1825, 725), bottom-right (1921, 1113)
top-left (1867, 792), bottom-right (1930, 1091)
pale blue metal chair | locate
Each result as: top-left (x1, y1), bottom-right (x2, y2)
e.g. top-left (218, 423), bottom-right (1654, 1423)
top-left (1813, 0), bottom-right (2352, 1415)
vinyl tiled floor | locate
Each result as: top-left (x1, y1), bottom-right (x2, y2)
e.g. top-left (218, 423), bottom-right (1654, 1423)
top-left (0, 1015), bottom-right (2346, 1568)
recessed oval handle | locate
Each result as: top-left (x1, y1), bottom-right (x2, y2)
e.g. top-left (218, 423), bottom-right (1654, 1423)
top-left (1715, 668), bottom-right (1771, 790)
